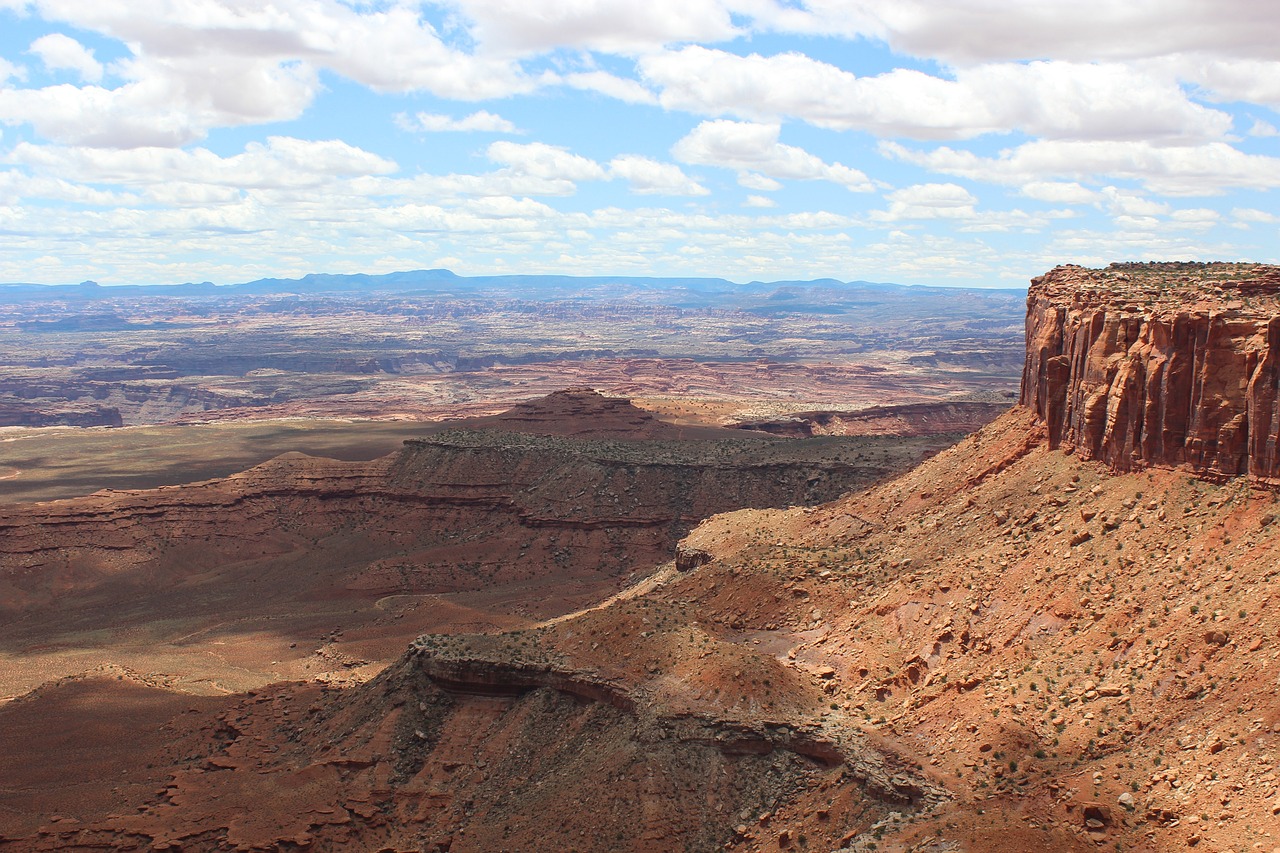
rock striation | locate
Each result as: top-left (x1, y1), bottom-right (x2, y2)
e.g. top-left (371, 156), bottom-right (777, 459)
top-left (0, 391), bottom-right (930, 622)
top-left (1021, 261), bottom-right (1280, 482)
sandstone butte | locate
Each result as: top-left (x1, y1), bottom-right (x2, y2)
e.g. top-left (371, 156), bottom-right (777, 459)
top-left (1023, 261), bottom-right (1280, 481)
top-left (6, 261), bottom-right (1280, 853)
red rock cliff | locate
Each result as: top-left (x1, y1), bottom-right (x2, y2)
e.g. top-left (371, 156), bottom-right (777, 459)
top-left (1020, 261), bottom-right (1280, 482)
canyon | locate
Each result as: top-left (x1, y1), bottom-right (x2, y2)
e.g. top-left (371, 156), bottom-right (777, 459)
top-left (0, 271), bottom-right (1023, 430)
top-left (1, 390), bottom-right (963, 702)
top-left (4, 263), bottom-right (1280, 852)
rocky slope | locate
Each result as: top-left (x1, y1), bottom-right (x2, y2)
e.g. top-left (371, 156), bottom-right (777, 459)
top-left (1022, 261), bottom-right (1280, 482)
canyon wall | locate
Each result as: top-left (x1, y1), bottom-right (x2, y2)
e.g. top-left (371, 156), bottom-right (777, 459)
top-left (0, 394), bottom-right (915, 617)
top-left (1020, 261), bottom-right (1280, 482)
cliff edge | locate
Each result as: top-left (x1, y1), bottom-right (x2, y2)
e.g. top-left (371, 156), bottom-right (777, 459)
top-left (1021, 261), bottom-right (1280, 482)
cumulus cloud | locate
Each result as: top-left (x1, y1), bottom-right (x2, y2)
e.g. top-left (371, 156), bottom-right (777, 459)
top-left (642, 46), bottom-right (1231, 142)
top-left (672, 120), bottom-right (875, 191)
top-left (434, 0), bottom-right (744, 55)
top-left (1020, 181), bottom-right (1101, 205)
top-left (395, 110), bottom-right (518, 133)
top-left (608, 155), bottom-right (708, 195)
top-left (0, 58), bottom-right (319, 147)
top-left (1249, 119), bottom-right (1279, 137)
top-left (29, 33), bottom-right (102, 82)
top-left (0, 1), bottom-right (535, 148)
top-left (883, 139), bottom-right (1280, 196)
top-left (738, 173), bottom-right (782, 191)
top-left (8, 136), bottom-right (398, 189)
top-left (1, 0), bottom-right (1277, 285)
top-left (486, 141), bottom-right (608, 182)
top-left (1233, 207), bottom-right (1279, 224)
top-left (1101, 189), bottom-right (1169, 217)
top-left (561, 71), bottom-right (657, 105)
top-left (782, 0), bottom-right (1280, 66)
top-left (1175, 59), bottom-right (1280, 109)
top-left (874, 183), bottom-right (977, 221)
top-left (0, 57), bottom-right (25, 84)
top-left (1169, 207), bottom-right (1220, 228)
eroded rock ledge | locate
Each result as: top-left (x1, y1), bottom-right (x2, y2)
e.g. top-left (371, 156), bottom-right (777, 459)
top-left (1021, 261), bottom-right (1280, 483)
top-left (407, 637), bottom-right (941, 807)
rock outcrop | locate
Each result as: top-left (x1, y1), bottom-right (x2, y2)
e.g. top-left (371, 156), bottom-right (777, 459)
top-left (735, 400), bottom-right (1009, 438)
top-left (1020, 261), bottom-right (1280, 482)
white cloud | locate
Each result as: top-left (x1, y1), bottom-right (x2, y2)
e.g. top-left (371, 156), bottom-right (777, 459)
top-left (781, 1), bottom-right (1280, 66)
top-left (357, 168), bottom-right (597, 200)
top-left (0, 169), bottom-right (137, 206)
top-left (8, 136), bottom-right (398, 189)
top-left (608, 155), bottom-right (708, 195)
top-left (738, 172), bottom-right (782, 191)
top-left (1176, 59), bottom-right (1280, 109)
top-left (1233, 207), bottom-right (1279, 224)
top-left (875, 182), bottom-right (977, 221)
top-left (1020, 181), bottom-right (1100, 205)
top-left (0, 57), bottom-right (25, 84)
top-left (1, 0), bottom-right (1277, 285)
top-left (434, 0), bottom-right (744, 55)
top-left (644, 47), bottom-right (995, 138)
top-left (0, 57), bottom-right (320, 147)
top-left (561, 71), bottom-right (658, 105)
top-left (1249, 119), bottom-right (1279, 137)
top-left (641, 47), bottom-right (1230, 142)
top-left (672, 120), bottom-right (875, 191)
top-left (30, 2), bottom-right (530, 98)
top-left (0, 1), bottom-right (536, 148)
top-left (1169, 207), bottom-right (1220, 227)
top-left (1101, 188), bottom-right (1169, 217)
top-left (1040, 224), bottom-right (1245, 267)
top-left (954, 208), bottom-right (1074, 234)
top-left (486, 141), bottom-right (608, 182)
top-left (395, 110), bottom-right (517, 133)
top-left (883, 139), bottom-right (1280, 196)
top-left (29, 32), bottom-right (102, 82)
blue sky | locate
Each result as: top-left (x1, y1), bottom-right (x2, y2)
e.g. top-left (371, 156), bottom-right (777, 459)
top-left (0, 1), bottom-right (1278, 288)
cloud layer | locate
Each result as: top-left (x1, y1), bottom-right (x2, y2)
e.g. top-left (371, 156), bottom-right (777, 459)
top-left (0, 0), bottom-right (1277, 286)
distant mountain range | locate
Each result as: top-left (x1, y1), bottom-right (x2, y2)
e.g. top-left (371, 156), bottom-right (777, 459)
top-left (0, 268), bottom-right (1026, 305)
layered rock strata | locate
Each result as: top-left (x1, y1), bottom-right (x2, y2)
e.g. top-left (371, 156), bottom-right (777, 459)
top-left (0, 392), bottom-right (928, 619)
top-left (1020, 261), bottom-right (1280, 482)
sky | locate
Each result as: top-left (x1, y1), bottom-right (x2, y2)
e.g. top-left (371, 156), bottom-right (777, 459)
top-left (0, 1), bottom-right (1278, 288)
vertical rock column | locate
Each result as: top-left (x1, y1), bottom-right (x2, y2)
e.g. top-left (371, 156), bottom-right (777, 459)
top-left (1019, 263), bottom-right (1280, 483)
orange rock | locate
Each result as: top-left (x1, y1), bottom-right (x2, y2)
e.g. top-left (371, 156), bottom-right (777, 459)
top-left (1021, 262), bottom-right (1280, 481)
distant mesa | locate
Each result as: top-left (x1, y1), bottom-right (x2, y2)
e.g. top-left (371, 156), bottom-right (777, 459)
top-left (446, 388), bottom-right (742, 441)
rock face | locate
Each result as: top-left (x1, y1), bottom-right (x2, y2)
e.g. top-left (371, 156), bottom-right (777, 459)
top-left (1020, 261), bottom-right (1280, 482)
top-left (0, 433), bottom-right (836, 618)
